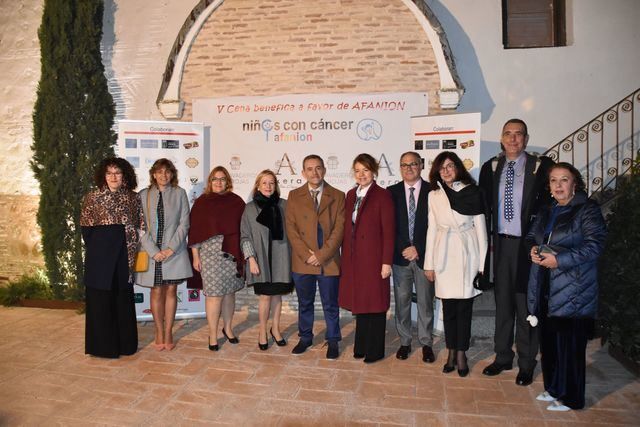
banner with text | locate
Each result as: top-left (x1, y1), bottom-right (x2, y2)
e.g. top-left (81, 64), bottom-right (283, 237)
top-left (117, 119), bottom-right (206, 321)
top-left (193, 92), bottom-right (428, 198)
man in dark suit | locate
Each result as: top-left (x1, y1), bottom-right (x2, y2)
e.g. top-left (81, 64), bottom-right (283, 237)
top-left (387, 151), bottom-right (435, 363)
top-left (285, 155), bottom-right (345, 359)
top-left (479, 118), bottom-right (554, 386)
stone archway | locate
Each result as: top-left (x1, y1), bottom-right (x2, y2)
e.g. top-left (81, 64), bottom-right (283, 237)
top-left (156, 0), bottom-right (463, 120)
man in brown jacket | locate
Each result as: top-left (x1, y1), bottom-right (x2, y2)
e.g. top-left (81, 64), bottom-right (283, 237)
top-left (285, 155), bottom-right (345, 359)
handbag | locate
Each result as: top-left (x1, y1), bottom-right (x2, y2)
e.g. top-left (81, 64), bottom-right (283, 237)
top-left (134, 251), bottom-right (149, 272)
top-left (473, 271), bottom-right (492, 291)
top-left (134, 190), bottom-right (152, 273)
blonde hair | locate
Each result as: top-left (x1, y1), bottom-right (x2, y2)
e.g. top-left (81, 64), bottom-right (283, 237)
top-left (252, 169), bottom-right (280, 198)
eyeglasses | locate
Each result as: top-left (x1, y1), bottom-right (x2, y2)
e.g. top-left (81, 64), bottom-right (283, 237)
top-left (439, 163), bottom-right (456, 172)
top-left (400, 162), bottom-right (420, 169)
top-left (106, 172), bottom-right (123, 177)
top-left (211, 177), bottom-right (227, 182)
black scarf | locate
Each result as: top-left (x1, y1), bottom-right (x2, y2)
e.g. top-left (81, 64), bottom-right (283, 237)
top-left (254, 192), bottom-right (284, 240)
top-left (442, 182), bottom-right (484, 216)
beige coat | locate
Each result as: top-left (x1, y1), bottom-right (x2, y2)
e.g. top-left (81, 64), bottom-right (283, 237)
top-left (285, 182), bottom-right (345, 276)
top-left (424, 182), bottom-right (487, 299)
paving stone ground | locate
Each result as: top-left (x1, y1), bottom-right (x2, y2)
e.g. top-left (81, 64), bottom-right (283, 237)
top-left (0, 306), bottom-right (638, 426)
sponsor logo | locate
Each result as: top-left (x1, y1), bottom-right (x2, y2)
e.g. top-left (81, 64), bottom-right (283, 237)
top-left (185, 158), bottom-right (199, 168)
top-left (460, 139), bottom-right (475, 149)
top-left (183, 141), bottom-right (199, 149)
top-left (143, 308), bottom-right (152, 314)
top-left (414, 140), bottom-right (423, 150)
top-left (442, 139), bottom-right (457, 149)
top-left (463, 158), bottom-right (474, 170)
top-left (189, 176), bottom-right (198, 184)
top-left (177, 291), bottom-right (183, 304)
top-left (134, 293), bottom-right (144, 303)
top-left (126, 156), bottom-right (140, 168)
top-left (424, 140), bottom-right (439, 149)
top-left (140, 139), bottom-right (158, 149)
top-left (229, 156), bottom-right (241, 170)
top-left (327, 155), bottom-right (339, 170)
top-left (125, 138), bottom-right (137, 149)
top-left (356, 119), bottom-right (382, 141)
top-left (161, 139), bottom-right (180, 149)
top-left (188, 290), bottom-right (200, 302)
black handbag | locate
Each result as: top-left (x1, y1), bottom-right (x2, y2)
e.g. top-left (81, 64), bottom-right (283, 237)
top-left (473, 271), bottom-right (493, 291)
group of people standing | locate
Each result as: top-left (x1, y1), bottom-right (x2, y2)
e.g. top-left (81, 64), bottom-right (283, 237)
top-left (79, 118), bottom-right (606, 412)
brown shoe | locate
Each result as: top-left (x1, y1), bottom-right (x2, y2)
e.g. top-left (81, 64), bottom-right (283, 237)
top-left (422, 345), bottom-right (435, 363)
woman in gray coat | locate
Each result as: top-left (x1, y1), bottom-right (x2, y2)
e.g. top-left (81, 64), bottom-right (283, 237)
top-left (241, 169), bottom-right (293, 350)
top-left (137, 159), bottom-right (192, 351)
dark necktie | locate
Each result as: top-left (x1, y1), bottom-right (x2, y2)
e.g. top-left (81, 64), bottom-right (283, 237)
top-left (504, 161), bottom-right (515, 222)
top-left (352, 196), bottom-right (362, 224)
top-left (408, 187), bottom-right (416, 243)
top-left (311, 190), bottom-right (319, 212)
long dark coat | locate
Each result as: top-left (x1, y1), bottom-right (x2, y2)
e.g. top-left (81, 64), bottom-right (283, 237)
top-left (338, 182), bottom-right (395, 314)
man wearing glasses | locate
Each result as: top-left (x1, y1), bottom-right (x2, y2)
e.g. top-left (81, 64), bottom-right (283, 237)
top-left (387, 152), bottom-right (435, 363)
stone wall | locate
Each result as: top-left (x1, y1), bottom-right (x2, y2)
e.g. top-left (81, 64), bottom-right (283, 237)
top-left (0, 195), bottom-right (42, 282)
top-left (179, 0), bottom-right (442, 120)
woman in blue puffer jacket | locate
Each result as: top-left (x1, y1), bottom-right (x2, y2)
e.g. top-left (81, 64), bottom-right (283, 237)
top-left (526, 162), bottom-right (606, 412)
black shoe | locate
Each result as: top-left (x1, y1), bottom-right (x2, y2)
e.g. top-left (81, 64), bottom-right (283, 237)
top-left (270, 328), bottom-right (287, 346)
top-left (422, 345), bottom-right (435, 363)
top-left (258, 342), bottom-right (268, 351)
top-left (291, 340), bottom-right (311, 354)
top-left (482, 362), bottom-right (513, 376)
top-left (353, 352), bottom-right (365, 359)
top-left (395, 345), bottom-right (411, 360)
top-left (208, 337), bottom-right (219, 351)
top-left (458, 367), bottom-right (470, 377)
top-left (515, 370), bottom-right (533, 386)
top-left (326, 342), bottom-right (339, 359)
top-left (442, 363), bottom-right (456, 373)
top-left (222, 328), bottom-right (239, 344)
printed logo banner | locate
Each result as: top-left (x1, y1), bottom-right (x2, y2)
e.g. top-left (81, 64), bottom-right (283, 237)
top-left (193, 92), bottom-right (428, 198)
top-left (117, 119), bottom-right (206, 320)
top-left (410, 112), bottom-right (482, 180)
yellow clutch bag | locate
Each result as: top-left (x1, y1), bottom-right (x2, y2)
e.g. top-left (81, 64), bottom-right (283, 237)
top-left (134, 251), bottom-right (149, 272)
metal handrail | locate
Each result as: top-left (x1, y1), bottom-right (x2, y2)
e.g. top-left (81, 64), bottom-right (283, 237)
top-left (543, 88), bottom-right (640, 198)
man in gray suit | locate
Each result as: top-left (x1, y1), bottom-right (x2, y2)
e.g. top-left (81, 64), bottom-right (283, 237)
top-left (387, 152), bottom-right (435, 363)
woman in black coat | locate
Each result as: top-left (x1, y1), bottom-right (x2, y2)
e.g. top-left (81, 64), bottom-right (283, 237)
top-left (526, 162), bottom-right (606, 411)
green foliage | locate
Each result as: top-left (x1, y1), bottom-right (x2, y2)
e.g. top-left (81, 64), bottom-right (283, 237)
top-left (0, 270), bottom-right (53, 307)
top-left (600, 155), bottom-right (640, 362)
top-left (31, 0), bottom-right (116, 300)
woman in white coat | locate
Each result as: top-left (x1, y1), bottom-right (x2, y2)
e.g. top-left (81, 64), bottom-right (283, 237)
top-left (424, 152), bottom-right (487, 377)
top-left (137, 159), bottom-right (192, 351)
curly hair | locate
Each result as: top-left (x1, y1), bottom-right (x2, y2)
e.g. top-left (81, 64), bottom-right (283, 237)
top-left (549, 162), bottom-right (586, 192)
top-left (205, 166), bottom-right (234, 194)
top-left (428, 151), bottom-right (475, 191)
top-left (352, 153), bottom-right (379, 176)
top-left (94, 157), bottom-right (138, 190)
top-left (148, 158), bottom-right (178, 188)
top-left (252, 169), bottom-right (280, 199)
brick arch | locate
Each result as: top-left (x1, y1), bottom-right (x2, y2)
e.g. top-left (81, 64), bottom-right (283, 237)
top-left (157, 0), bottom-right (463, 120)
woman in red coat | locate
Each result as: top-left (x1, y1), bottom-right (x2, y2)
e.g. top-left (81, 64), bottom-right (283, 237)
top-left (339, 153), bottom-right (395, 363)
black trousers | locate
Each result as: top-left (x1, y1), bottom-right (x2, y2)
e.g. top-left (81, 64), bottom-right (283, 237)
top-left (442, 298), bottom-right (473, 351)
top-left (540, 316), bottom-right (590, 409)
top-left (354, 312), bottom-right (386, 361)
top-left (494, 236), bottom-right (539, 372)
top-left (85, 283), bottom-right (138, 358)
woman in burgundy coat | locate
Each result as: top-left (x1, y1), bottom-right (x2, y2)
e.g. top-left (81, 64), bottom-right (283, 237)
top-left (339, 153), bottom-right (395, 363)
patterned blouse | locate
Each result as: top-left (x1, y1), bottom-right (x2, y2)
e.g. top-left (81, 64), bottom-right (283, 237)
top-left (80, 187), bottom-right (145, 276)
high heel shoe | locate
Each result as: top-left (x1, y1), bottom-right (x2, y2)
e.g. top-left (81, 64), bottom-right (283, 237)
top-left (270, 328), bottom-right (287, 346)
top-left (222, 328), bottom-right (239, 344)
top-left (208, 336), bottom-right (219, 351)
top-left (258, 332), bottom-right (269, 351)
top-left (442, 362), bottom-right (456, 373)
top-left (457, 352), bottom-right (469, 377)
